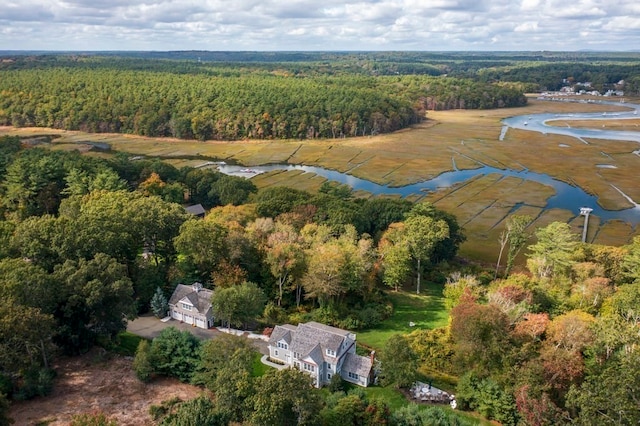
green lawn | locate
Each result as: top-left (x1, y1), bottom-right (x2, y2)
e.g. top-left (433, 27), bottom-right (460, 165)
top-left (357, 282), bottom-right (449, 350)
top-left (112, 331), bottom-right (145, 356)
top-left (362, 385), bottom-right (409, 411)
top-left (341, 382), bottom-right (492, 425)
top-left (251, 351), bottom-right (270, 377)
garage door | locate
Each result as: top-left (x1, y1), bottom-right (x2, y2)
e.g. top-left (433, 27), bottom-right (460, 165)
top-left (184, 315), bottom-right (193, 325)
top-left (195, 318), bottom-right (205, 329)
top-left (172, 310), bottom-right (182, 321)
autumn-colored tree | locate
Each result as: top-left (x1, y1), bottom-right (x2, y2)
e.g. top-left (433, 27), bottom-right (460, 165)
top-left (211, 259), bottom-right (247, 288)
top-left (302, 241), bottom-right (347, 307)
top-left (570, 276), bottom-right (612, 312)
top-left (138, 172), bottom-right (166, 197)
top-left (545, 310), bottom-right (595, 354)
top-left (487, 284), bottom-right (533, 325)
top-left (512, 312), bottom-right (550, 341)
top-left (515, 384), bottom-right (568, 426)
top-left (265, 223), bottom-right (305, 306)
top-left (443, 273), bottom-right (482, 310)
top-left (450, 295), bottom-right (511, 372)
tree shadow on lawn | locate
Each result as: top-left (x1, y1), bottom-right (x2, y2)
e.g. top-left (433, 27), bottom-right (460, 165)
top-left (358, 282), bottom-right (448, 350)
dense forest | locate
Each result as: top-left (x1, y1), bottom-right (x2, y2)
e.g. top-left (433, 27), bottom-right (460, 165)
top-left (2, 52), bottom-right (639, 143)
top-left (0, 54), bottom-right (531, 140)
top-left (1, 134), bottom-right (639, 425)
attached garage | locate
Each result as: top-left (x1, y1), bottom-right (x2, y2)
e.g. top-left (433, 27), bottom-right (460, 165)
top-left (172, 310), bottom-right (182, 321)
top-left (196, 318), bottom-right (205, 328)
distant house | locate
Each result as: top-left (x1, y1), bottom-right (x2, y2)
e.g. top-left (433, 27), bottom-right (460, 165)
top-left (184, 204), bottom-right (206, 218)
top-left (268, 321), bottom-right (374, 387)
top-left (168, 283), bottom-right (214, 329)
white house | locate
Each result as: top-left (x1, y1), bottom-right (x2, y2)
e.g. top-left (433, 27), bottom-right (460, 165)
top-left (168, 282), bottom-right (214, 329)
top-left (267, 321), bottom-right (374, 387)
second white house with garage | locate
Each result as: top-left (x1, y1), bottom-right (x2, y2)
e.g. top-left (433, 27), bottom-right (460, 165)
top-left (168, 282), bottom-right (214, 329)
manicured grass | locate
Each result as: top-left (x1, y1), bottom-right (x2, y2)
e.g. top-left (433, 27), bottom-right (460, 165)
top-left (112, 331), bottom-right (145, 356)
top-left (357, 284), bottom-right (448, 350)
top-left (251, 351), bottom-right (270, 377)
top-left (362, 385), bottom-right (409, 411)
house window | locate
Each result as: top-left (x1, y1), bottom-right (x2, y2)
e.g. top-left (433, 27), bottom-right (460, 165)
top-left (181, 303), bottom-right (192, 311)
top-left (274, 350), bottom-right (279, 356)
top-left (328, 373), bottom-right (332, 380)
top-left (294, 352), bottom-right (300, 359)
top-left (348, 372), bottom-right (359, 380)
top-left (303, 363), bottom-right (315, 372)
top-left (277, 342), bottom-right (288, 349)
top-left (327, 363), bottom-right (331, 370)
top-left (326, 349), bottom-right (336, 357)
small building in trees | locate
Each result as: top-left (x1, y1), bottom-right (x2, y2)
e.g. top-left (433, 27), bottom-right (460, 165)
top-left (168, 283), bottom-right (214, 329)
top-left (268, 321), bottom-right (374, 387)
top-left (184, 204), bottom-right (206, 218)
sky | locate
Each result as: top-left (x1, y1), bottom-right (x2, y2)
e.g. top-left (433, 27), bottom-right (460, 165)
top-left (2, 0), bottom-right (640, 52)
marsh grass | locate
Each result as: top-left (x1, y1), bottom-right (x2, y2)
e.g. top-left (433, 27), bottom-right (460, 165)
top-left (594, 220), bottom-right (637, 246)
top-left (2, 98), bottom-right (637, 262)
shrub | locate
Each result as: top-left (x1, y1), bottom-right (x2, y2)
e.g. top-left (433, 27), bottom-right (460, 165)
top-left (14, 367), bottom-right (55, 400)
top-left (133, 339), bottom-right (153, 382)
top-left (328, 373), bottom-right (345, 393)
top-left (149, 327), bottom-right (201, 383)
top-left (70, 411), bottom-right (117, 426)
top-left (456, 373), bottom-right (519, 426)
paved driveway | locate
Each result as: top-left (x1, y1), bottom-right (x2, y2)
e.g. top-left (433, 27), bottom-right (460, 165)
top-left (127, 314), bottom-right (221, 340)
top-left (127, 314), bottom-right (269, 355)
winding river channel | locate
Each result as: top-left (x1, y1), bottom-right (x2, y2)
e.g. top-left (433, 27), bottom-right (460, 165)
top-left (218, 100), bottom-right (640, 224)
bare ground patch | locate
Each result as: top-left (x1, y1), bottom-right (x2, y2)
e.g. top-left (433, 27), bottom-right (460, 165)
top-left (9, 349), bottom-right (202, 426)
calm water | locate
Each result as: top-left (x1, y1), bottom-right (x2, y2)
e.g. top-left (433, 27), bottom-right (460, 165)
top-left (218, 100), bottom-right (640, 224)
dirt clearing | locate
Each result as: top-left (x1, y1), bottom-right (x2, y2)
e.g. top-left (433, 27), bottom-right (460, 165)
top-left (9, 349), bottom-right (202, 425)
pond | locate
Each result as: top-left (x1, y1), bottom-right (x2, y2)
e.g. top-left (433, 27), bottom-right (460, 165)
top-left (218, 99), bottom-right (640, 224)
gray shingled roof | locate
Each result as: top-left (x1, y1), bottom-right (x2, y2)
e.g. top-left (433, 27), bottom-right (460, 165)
top-left (342, 352), bottom-right (372, 378)
top-left (195, 289), bottom-right (213, 312)
top-left (305, 343), bottom-right (323, 366)
top-left (269, 325), bottom-right (294, 345)
top-left (304, 321), bottom-right (351, 337)
top-left (290, 322), bottom-right (345, 358)
top-left (185, 204), bottom-right (206, 216)
top-left (169, 284), bottom-right (213, 314)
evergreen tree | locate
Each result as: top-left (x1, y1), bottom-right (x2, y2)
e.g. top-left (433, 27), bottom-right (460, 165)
top-left (150, 287), bottom-right (169, 318)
